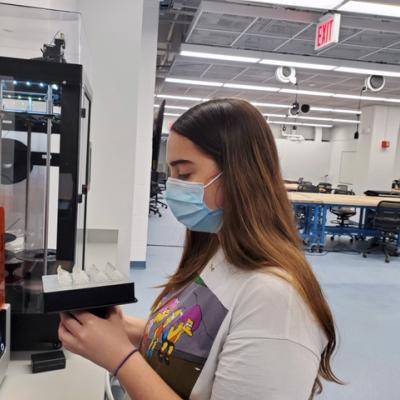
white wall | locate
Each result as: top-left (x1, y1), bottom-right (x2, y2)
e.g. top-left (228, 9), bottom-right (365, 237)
top-left (353, 105), bottom-right (400, 194)
top-left (77, 0), bottom-right (146, 273)
top-left (0, 0), bottom-right (77, 11)
top-left (276, 138), bottom-right (332, 183)
top-left (328, 125), bottom-right (357, 188)
top-left (130, 0), bottom-right (159, 263)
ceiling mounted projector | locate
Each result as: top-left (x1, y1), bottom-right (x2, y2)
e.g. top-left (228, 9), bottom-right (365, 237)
top-left (365, 75), bottom-right (385, 92)
top-left (275, 66), bottom-right (297, 85)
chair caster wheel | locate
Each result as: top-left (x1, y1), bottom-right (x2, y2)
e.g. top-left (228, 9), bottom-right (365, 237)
top-left (318, 247), bottom-right (324, 253)
top-left (330, 236), bottom-right (334, 241)
top-left (350, 238), bottom-right (353, 243)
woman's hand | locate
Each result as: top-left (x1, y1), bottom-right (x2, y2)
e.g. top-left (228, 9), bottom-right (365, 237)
top-left (59, 308), bottom-right (134, 373)
top-left (113, 306), bottom-right (147, 347)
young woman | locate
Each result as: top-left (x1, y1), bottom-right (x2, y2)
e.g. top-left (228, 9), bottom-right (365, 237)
top-left (59, 98), bottom-right (341, 399)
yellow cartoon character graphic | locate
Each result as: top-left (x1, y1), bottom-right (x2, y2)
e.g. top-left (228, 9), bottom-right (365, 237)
top-left (159, 304), bottom-right (202, 364)
top-left (146, 298), bottom-right (181, 359)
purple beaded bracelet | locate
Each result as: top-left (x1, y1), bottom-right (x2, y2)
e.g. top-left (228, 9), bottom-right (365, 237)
top-left (113, 348), bottom-right (139, 377)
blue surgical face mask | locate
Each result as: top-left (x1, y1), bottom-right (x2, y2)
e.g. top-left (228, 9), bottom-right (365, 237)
top-left (165, 172), bottom-right (223, 233)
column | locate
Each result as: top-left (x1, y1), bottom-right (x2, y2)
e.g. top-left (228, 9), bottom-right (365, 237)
top-left (353, 105), bottom-right (400, 195)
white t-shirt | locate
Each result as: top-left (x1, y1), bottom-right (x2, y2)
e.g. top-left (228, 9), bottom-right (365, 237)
top-left (140, 248), bottom-right (328, 400)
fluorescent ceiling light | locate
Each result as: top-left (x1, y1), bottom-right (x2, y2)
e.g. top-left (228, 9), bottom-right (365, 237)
top-left (338, 1), bottom-right (400, 18)
top-left (164, 80), bottom-right (400, 104)
top-left (280, 88), bottom-right (333, 97)
top-left (310, 106), bottom-right (361, 115)
top-left (243, 0), bottom-right (342, 8)
top-left (335, 66), bottom-right (400, 78)
top-left (263, 113), bottom-right (287, 117)
top-left (156, 94), bottom-right (204, 101)
top-left (333, 93), bottom-right (390, 102)
top-left (164, 112), bottom-right (182, 117)
top-left (289, 115), bottom-right (359, 124)
top-left (260, 59), bottom-right (335, 71)
top-left (224, 83), bottom-right (280, 92)
top-left (181, 50), bottom-right (260, 64)
top-left (268, 120), bottom-right (333, 128)
top-left (154, 104), bottom-right (189, 110)
top-left (165, 78), bottom-right (223, 87)
top-left (251, 102), bottom-right (289, 108)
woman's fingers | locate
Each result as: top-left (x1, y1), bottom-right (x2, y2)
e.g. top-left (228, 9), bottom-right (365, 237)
top-left (72, 310), bottom-right (98, 325)
top-left (58, 323), bottom-right (78, 350)
top-left (60, 312), bottom-right (84, 336)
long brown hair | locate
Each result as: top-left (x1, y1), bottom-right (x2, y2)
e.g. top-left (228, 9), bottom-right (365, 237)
top-left (154, 98), bottom-right (342, 396)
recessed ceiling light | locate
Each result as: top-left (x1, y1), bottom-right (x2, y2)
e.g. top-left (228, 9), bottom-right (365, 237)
top-left (338, 1), bottom-right (400, 18)
top-left (224, 83), bottom-right (279, 92)
top-left (164, 112), bottom-right (182, 117)
top-left (180, 50), bottom-right (260, 64)
top-left (260, 59), bottom-right (335, 71)
top-left (165, 78), bottom-right (223, 87)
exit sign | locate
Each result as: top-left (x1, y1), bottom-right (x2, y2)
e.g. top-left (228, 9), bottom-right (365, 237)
top-left (315, 13), bottom-right (341, 51)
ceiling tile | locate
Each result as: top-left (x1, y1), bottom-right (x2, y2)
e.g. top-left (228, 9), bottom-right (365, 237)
top-left (343, 31), bottom-right (400, 48)
top-left (234, 34), bottom-right (287, 51)
top-left (246, 18), bottom-right (309, 39)
top-left (361, 49), bottom-right (400, 64)
top-left (232, 66), bottom-right (276, 82)
top-left (184, 87), bottom-right (217, 97)
top-left (203, 64), bottom-right (247, 80)
top-left (320, 44), bottom-right (379, 60)
top-left (196, 11), bottom-right (254, 32)
top-left (169, 60), bottom-right (212, 78)
top-left (188, 28), bottom-right (239, 46)
top-left (160, 83), bottom-right (189, 94)
top-left (277, 39), bottom-right (317, 55)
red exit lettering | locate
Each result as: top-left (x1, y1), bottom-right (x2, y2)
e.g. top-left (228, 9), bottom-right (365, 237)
top-left (317, 19), bottom-right (334, 48)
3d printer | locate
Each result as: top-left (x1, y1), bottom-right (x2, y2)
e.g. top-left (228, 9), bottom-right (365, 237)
top-left (0, 56), bottom-right (92, 350)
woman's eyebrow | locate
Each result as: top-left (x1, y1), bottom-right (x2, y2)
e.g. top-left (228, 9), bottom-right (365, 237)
top-left (169, 159), bottom-right (193, 167)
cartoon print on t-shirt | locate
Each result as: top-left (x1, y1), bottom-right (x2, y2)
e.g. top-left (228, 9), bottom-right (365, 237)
top-left (146, 298), bottom-right (182, 359)
top-left (140, 276), bottom-right (228, 399)
top-left (159, 304), bottom-right (202, 364)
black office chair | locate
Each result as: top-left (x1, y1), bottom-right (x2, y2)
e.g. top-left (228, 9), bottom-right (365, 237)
top-left (149, 171), bottom-right (167, 217)
top-left (336, 184), bottom-right (348, 191)
top-left (317, 182), bottom-right (333, 194)
top-left (362, 201), bottom-right (400, 263)
top-left (329, 188), bottom-right (357, 242)
top-left (298, 183), bottom-right (319, 193)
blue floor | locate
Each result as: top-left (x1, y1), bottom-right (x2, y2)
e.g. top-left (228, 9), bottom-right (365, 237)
top-left (126, 207), bottom-right (400, 400)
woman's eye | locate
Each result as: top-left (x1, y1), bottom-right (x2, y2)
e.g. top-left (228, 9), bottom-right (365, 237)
top-left (178, 173), bottom-right (191, 180)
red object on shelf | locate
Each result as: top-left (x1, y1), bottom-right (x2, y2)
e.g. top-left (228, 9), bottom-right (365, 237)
top-left (0, 207), bottom-right (4, 306)
top-left (381, 140), bottom-right (390, 149)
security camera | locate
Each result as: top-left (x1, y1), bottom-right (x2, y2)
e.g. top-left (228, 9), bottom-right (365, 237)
top-left (275, 66), bottom-right (297, 85)
top-left (365, 75), bottom-right (385, 92)
top-left (290, 101), bottom-right (300, 116)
